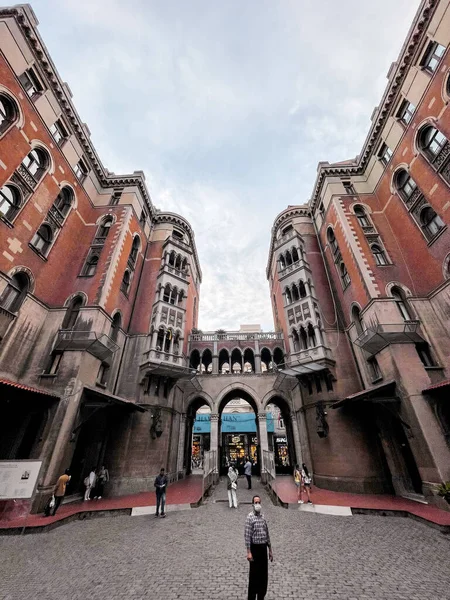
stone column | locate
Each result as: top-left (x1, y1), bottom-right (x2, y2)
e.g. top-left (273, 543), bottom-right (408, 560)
top-left (164, 252), bottom-right (170, 265)
top-left (254, 339), bottom-right (261, 373)
top-left (288, 334), bottom-right (295, 354)
top-left (314, 324), bottom-right (322, 346)
top-left (289, 411), bottom-right (303, 467)
top-left (210, 413), bottom-right (220, 480)
top-left (212, 355), bottom-right (219, 375)
top-left (257, 412), bottom-right (269, 481)
top-left (177, 413), bottom-right (187, 475)
top-left (151, 329), bottom-right (158, 349)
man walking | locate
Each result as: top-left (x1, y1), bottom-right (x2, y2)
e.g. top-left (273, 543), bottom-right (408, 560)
top-left (51, 468), bottom-right (71, 517)
top-left (244, 456), bottom-right (252, 490)
top-left (154, 467), bottom-right (168, 518)
top-left (245, 495), bottom-right (273, 600)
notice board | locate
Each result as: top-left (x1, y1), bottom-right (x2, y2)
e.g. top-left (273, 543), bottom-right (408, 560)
top-left (0, 460), bottom-right (42, 500)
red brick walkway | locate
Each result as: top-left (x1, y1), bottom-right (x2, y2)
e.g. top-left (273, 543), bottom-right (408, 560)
top-left (270, 476), bottom-right (450, 527)
top-left (0, 476), bottom-right (203, 532)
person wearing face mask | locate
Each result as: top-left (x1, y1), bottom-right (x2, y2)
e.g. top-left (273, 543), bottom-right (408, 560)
top-left (244, 495), bottom-right (273, 600)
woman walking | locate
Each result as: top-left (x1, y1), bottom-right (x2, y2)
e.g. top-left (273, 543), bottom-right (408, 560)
top-left (95, 465), bottom-right (109, 499)
top-left (293, 464), bottom-right (302, 503)
top-left (227, 465), bottom-right (238, 509)
top-left (300, 463), bottom-right (312, 504)
top-left (84, 466), bottom-right (96, 501)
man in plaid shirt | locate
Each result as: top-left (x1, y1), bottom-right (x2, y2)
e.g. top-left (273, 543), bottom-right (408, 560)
top-left (244, 495), bottom-right (273, 600)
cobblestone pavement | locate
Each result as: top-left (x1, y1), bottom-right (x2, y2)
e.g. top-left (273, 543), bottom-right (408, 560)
top-left (1, 477), bottom-right (449, 600)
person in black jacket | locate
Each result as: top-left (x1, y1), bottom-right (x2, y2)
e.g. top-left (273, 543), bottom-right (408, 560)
top-left (154, 467), bottom-right (168, 518)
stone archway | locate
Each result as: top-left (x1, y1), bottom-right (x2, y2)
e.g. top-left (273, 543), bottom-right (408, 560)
top-left (262, 391), bottom-right (301, 474)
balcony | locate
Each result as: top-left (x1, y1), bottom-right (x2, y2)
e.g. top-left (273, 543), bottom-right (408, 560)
top-left (278, 259), bottom-right (307, 280)
top-left (290, 345), bottom-right (334, 365)
top-left (189, 331), bottom-right (284, 342)
top-left (162, 264), bottom-right (189, 280)
top-left (354, 320), bottom-right (424, 355)
top-left (54, 330), bottom-right (119, 362)
top-left (140, 348), bottom-right (191, 378)
top-left (0, 306), bottom-right (16, 341)
top-left (274, 229), bottom-right (295, 249)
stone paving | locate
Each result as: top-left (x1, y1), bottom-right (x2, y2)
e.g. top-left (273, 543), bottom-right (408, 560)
top-left (0, 475), bottom-right (449, 600)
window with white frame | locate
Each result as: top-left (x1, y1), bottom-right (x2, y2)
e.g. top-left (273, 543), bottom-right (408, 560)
top-left (0, 184), bottom-right (21, 222)
top-left (30, 224), bottom-right (53, 256)
top-left (50, 119), bottom-right (69, 146)
top-left (18, 68), bottom-right (44, 98)
top-left (378, 143), bottom-right (393, 166)
top-left (0, 94), bottom-right (18, 135)
top-left (371, 243), bottom-right (388, 266)
top-left (74, 158), bottom-right (88, 182)
top-left (396, 99), bottom-right (416, 126)
top-left (420, 41), bottom-right (446, 74)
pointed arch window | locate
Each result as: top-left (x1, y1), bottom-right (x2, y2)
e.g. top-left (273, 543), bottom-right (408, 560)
top-left (351, 306), bottom-right (364, 336)
top-left (292, 284), bottom-right (300, 302)
top-left (96, 217), bottom-right (113, 240)
top-left (121, 270), bottom-right (131, 295)
top-left (299, 327), bottom-right (308, 350)
top-left (52, 187), bottom-right (73, 221)
top-left (420, 206), bottom-right (445, 239)
top-left (419, 125), bottom-right (447, 162)
top-left (307, 323), bottom-right (317, 347)
top-left (62, 295), bottom-right (84, 329)
top-left (285, 287), bottom-right (292, 305)
top-left (30, 224), bottom-right (53, 255)
top-left (391, 287), bottom-right (412, 321)
top-left (110, 312), bottom-right (122, 342)
top-left (0, 184), bottom-right (21, 222)
top-left (354, 205), bottom-right (371, 228)
top-left (279, 254), bottom-right (286, 270)
top-left (292, 247), bottom-right (299, 263)
top-left (285, 251), bottom-right (293, 266)
top-left (0, 272), bottom-right (30, 312)
top-left (327, 228), bottom-right (338, 254)
top-left (395, 170), bottom-right (417, 201)
top-left (128, 236), bottom-right (140, 268)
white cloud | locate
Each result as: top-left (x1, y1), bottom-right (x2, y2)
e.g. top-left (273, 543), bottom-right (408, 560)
top-left (31, 0), bottom-right (422, 330)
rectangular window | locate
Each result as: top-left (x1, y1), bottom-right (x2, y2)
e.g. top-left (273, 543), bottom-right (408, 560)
top-left (318, 202), bottom-right (325, 219)
top-left (325, 374), bottom-right (334, 392)
top-left (172, 229), bottom-right (184, 240)
top-left (45, 352), bottom-right (63, 375)
top-left (74, 159), bottom-right (88, 182)
top-left (282, 224), bottom-right (293, 236)
top-left (144, 375), bottom-right (153, 395)
top-left (378, 143), bottom-right (393, 166)
top-left (343, 181), bottom-right (356, 195)
top-left (307, 379), bottom-right (313, 395)
top-left (109, 190), bottom-right (122, 206)
top-left (415, 343), bottom-right (436, 367)
top-left (154, 376), bottom-right (161, 396)
top-left (19, 68), bottom-right (44, 98)
top-left (315, 375), bottom-right (322, 393)
top-left (367, 357), bottom-right (382, 382)
top-left (396, 99), bottom-right (416, 126)
top-left (97, 363), bottom-right (110, 386)
top-left (420, 41), bottom-right (446, 74)
top-left (50, 119), bottom-right (69, 146)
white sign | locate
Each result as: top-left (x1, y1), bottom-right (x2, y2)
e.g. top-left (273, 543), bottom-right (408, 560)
top-left (0, 460), bottom-right (42, 500)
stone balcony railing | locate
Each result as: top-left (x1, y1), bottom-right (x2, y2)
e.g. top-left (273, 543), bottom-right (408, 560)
top-left (145, 347), bottom-right (187, 366)
top-left (289, 344), bottom-right (334, 364)
top-left (161, 263), bottom-right (190, 280)
top-left (189, 331), bottom-right (284, 342)
top-left (274, 229), bottom-right (295, 249)
top-left (54, 329), bottom-right (119, 362)
top-left (278, 259), bottom-right (308, 280)
top-left (0, 306), bottom-right (16, 341)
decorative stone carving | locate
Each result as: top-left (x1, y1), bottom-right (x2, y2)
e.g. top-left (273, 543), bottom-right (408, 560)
top-left (434, 141), bottom-right (450, 169)
top-left (16, 164), bottom-right (37, 189)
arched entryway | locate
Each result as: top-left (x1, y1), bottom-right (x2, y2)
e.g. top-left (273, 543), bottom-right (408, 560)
top-left (183, 396), bottom-right (212, 475)
top-left (265, 395), bottom-right (298, 475)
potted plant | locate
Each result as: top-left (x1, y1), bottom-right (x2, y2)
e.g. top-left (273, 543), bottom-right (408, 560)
top-left (437, 482), bottom-right (450, 505)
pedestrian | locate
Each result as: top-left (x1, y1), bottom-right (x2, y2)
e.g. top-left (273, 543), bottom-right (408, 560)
top-left (245, 495), bottom-right (273, 600)
top-left (293, 464), bottom-right (302, 503)
top-left (47, 468), bottom-right (71, 517)
top-left (84, 466), bottom-right (96, 501)
top-left (300, 462), bottom-right (313, 504)
top-left (154, 467), bottom-right (168, 518)
top-left (227, 465), bottom-right (238, 509)
top-left (95, 465), bottom-right (109, 499)
top-left (244, 456), bottom-right (252, 490)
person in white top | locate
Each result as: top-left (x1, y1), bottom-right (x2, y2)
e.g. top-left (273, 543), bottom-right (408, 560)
top-left (244, 457), bottom-right (252, 490)
top-left (84, 467), bottom-right (97, 501)
top-left (300, 463), bottom-right (313, 504)
top-left (227, 466), bottom-right (238, 509)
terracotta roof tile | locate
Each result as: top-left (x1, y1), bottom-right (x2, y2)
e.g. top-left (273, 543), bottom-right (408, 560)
top-left (0, 377), bottom-right (59, 398)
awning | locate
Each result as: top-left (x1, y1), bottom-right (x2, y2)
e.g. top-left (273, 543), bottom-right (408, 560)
top-left (332, 380), bottom-right (397, 409)
top-left (83, 385), bottom-right (145, 412)
top-left (422, 379), bottom-right (450, 394)
top-left (0, 377), bottom-right (59, 399)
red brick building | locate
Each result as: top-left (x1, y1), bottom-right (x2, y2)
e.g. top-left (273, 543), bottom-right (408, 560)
top-left (267, 0), bottom-right (450, 504)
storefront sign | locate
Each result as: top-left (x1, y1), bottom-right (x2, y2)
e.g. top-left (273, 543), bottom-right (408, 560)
top-left (275, 436), bottom-right (287, 444)
top-left (193, 412), bottom-right (275, 434)
top-left (0, 460), bottom-right (42, 500)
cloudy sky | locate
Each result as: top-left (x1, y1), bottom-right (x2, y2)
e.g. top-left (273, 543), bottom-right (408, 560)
top-left (31, 0), bottom-right (420, 330)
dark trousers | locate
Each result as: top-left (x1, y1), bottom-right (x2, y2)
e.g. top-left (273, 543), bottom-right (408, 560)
top-left (248, 543), bottom-right (268, 600)
top-left (156, 490), bottom-right (166, 515)
top-left (52, 495), bottom-right (64, 516)
top-left (97, 482), bottom-right (104, 497)
top-left (246, 474), bottom-right (252, 489)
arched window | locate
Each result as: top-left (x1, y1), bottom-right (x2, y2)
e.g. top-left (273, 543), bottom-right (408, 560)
top-left (395, 169), bottom-right (417, 201)
top-left (285, 251), bottom-right (293, 266)
top-left (391, 286), bottom-right (412, 321)
top-left (110, 312), bottom-right (122, 342)
top-left (181, 257), bottom-right (188, 271)
top-left (0, 94), bottom-right (18, 135)
top-left (292, 247), bottom-right (299, 263)
top-left (170, 286), bottom-right (177, 305)
top-left (168, 251), bottom-right (175, 266)
top-left (62, 295), bottom-right (84, 329)
top-left (121, 270), bottom-right (131, 295)
top-left (175, 255), bottom-right (182, 270)
top-left (371, 244), bottom-right (388, 266)
top-left (285, 287), bottom-right (292, 305)
top-left (129, 236), bottom-right (140, 267)
top-left (243, 348), bottom-right (255, 372)
top-left (52, 187), bottom-right (73, 220)
top-left (351, 306), bottom-right (364, 336)
top-left (0, 272), bottom-right (30, 312)
top-left (96, 217), bottom-right (113, 239)
top-left (83, 254), bottom-right (98, 277)
top-left (21, 149), bottom-right (49, 184)
top-left (340, 262), bottom-right (350, 287)
top-left (260, 347), bottom-right (272, 371)
top-left (178, 290), bottom-right (184, 305)
top-left (156, 327), bottom-right (165, 350)
top-left (190, 349), bottom-right (201, 371)
top-left (299, 327), bottom-right (308, 350)
top-left (219, 348), bottom-right (230, 373)
top-left (273, 347), bottom-right (284, 367)
top-left (279, 254), bottom-right (286, 270)
top-left (354, 205), bottom-right (371, 228)
top-left (292, 329), bottom-right (300, 351)
top-left (163, 284), bottom-right (171, 303)
top-left (307, 323), bottom-right (317, 347)
top-left (299, 280), bottom-right (307, 298)
top-left (0, 184), bottom-right (21, 221)
top-left (31, 224), bottom-right (53, 255)
top-left (327, 228), bottom-right (338, 254)
top-left (292, 284), bottom-right (300, 302)
top-left (418, 125), bottom-right (448, 162)
top-left (420, 206), bottom-right (445, 239)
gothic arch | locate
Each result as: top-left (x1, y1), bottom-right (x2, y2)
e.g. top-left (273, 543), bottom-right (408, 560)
top-left (63, 291), bottom-right (88, 307)
top-left (215, 383), bottom-right (261, 413)
top-left (7, 265), bottom-right (35, 294)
